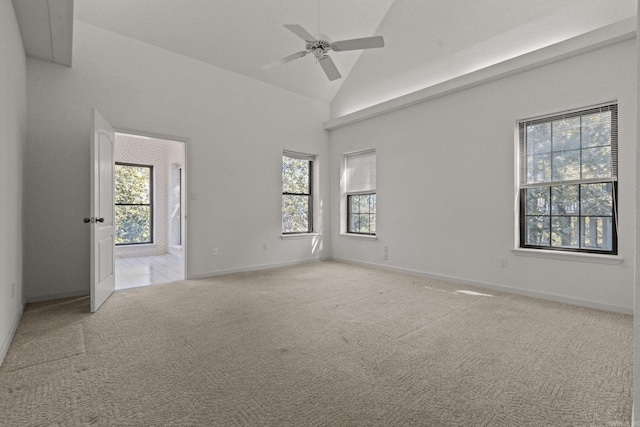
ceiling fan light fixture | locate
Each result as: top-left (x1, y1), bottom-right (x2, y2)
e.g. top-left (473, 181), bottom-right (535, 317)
top-left (266, 24), bottom-right (385, 81)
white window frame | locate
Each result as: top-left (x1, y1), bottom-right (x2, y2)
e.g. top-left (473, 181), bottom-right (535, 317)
top-left (342, 149), bottom-right (376, 237)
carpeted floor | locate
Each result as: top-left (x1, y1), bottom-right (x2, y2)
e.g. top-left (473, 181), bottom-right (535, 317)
top-left (0, 261), bottom-right (632, 426)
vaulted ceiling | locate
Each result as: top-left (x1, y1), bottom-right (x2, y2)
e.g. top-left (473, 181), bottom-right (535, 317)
top-left (14, 0), bottom-right (638, 110)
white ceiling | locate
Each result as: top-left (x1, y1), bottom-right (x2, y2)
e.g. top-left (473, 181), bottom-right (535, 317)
top-left (332, 0), bottom-right (638, 116)
top-left (15, 0), bottom-right (638, 109)
top-left (73, 0), bottom-right (395, 104)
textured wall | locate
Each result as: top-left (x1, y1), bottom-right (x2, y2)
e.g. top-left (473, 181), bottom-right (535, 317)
top-left (115, 134), bottom-right (169, 256)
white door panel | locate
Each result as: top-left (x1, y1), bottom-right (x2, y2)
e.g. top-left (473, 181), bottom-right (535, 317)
top-left (90, 109), bottom-right (116, 312)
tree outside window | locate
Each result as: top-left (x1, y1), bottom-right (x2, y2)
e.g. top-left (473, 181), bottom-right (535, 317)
top-left (519, 104), bottom-right (617, 254)
top-left (282, 153), bottom-right (313, 234)
top-left (115, 163), bottom-right (153, 245)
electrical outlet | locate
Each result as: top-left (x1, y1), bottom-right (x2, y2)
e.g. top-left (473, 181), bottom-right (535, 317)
top-left (383, 246), bottom-right (388, 260)
top-left (499, 258), bottom-right (507, 268)
top-left (213, 247), bottom-right (219, 256)
top-left (263, 243), bottom-right (268, 250)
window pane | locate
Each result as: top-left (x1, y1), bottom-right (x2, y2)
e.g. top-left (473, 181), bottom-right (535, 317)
top-left (115, 165), bottom-right (151, 204)
top-left (115, 205), bottom-right (151, 244)
top-left (551, 185), bottom-right (579, 215)
top-left (347, 193), bottom-right (375, 234)
top-left (350, 195), bottom-right (361, 214)
top-left (282, 195), bottom-right (309, 233)
top-left (526, 153), bottom-right (551, 183)
top-left (552, 149), bottom-right (580, 181)
top-left (526, 123), bottom-right (551, 155)
top-left (360, 215), bottom-right (370, 234)
top-left (581, 183), bottom-right (613, 216)
top-left (524, 216), bottom-right (550, 246)
top-left (551, 216), bottom-right (579, 248)
top-left (581, 217), bottom-right (613, 251)
top-left (350, 214), bottom-right (361, 233)
top-left (552, 117), bottom-right (581, 151)
top-left (581, 146), bottom-right (611, 179)
top-left (282, 157), bottom-right (310, 194)
top-left (524, 187), bottom-right (550, 215)
top-left (582, 111), bottom-right (611, 148)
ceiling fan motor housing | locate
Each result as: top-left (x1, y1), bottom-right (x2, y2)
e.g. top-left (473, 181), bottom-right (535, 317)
top-left (306, 40), bottom-right (332, 59)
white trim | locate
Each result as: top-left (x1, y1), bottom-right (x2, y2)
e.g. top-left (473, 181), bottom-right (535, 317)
top-left (511, 248), bottom-right (623, 265)
top-left (189, 257), bottom-right (330, 280)
top-left (339, 233), bottom-right (377, 240)
top-left (283, 150), bottom-right (316, 161)
top-left (0, 302), bottom-right (25, 368)
top-left (331, 257), bottom-right (632, 315)
top-left (281, 233), bottom-right (320, 240)
top-left (324, 17), bottom-right (636, 130)
top-left (26, 289), bottom-right (89, 304)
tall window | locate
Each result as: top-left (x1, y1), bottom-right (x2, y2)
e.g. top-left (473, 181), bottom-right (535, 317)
top-left (519, 104), bottom-right (617, 254)
top-left (345, 150), bottom-right (376, 235)
top-left (115, 163), bottom-right (153, 245)
top-left (282, 152), bottom-right (313, 234)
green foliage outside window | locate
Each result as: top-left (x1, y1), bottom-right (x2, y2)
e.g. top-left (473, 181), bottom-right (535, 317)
top-left (521, 106), bottom-right (616, 253)
top-left (115, 164), bottom-right (152, 245)
top-left (282, 155), bottom-right (312, 233)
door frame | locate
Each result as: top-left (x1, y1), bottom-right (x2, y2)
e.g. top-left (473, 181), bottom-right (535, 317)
top-left (113, 127), bottom-right (189, 280)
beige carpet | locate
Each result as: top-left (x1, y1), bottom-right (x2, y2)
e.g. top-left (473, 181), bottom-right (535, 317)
top-left (0, 261), bottom-right (632, 426)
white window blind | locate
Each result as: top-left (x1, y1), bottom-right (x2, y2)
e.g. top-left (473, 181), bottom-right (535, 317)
top-left (345, 150), bottom-right (376, 194)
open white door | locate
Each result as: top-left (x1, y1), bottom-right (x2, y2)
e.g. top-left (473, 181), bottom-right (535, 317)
top-left (88, 109), bottom-right (116, 312)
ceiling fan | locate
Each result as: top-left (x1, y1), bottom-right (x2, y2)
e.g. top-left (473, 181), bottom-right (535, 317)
top-left (263, 24), bottom-right (385, 81)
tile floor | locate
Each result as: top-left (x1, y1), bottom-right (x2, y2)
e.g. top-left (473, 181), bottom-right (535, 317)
top-left (115, 253), bottom-right (184, 290)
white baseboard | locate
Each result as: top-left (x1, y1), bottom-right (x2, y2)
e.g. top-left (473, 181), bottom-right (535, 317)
top-left (331, 257), bottom-right (632, 315)
top-left (26, 289), bottom-right (89, 304)
top-left (189, 257), bottom-right (330, 280)
top-left (0, 302), bottom-right (25, 368)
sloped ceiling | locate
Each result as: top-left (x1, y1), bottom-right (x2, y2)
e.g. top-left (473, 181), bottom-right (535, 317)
top-left (332, 0), bottom-right (637, 116)
top-left (18, 0), bottom-right (637, 113)
top-left (74, 0), bottom-right (395, 104)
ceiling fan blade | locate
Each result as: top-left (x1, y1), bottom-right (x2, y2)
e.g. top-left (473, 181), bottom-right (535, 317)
top-left (331, 36), bottom-right (384, 52)
top-left (262, 51), bottom-right (308, 69)
top-left (318, 56), bottom-right (341, 81)
top-left (283, 24), bottom-right (317, 42)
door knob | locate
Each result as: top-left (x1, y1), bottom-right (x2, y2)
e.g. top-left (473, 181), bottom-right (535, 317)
top-left (83, 217), bottom-right (93, 223)
top-left (96, 218), bottom-right (105, 223)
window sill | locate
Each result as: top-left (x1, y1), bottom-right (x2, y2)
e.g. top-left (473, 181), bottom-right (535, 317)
top-left (281, 233), bottom-right (320, 240)
top-left (511, 248), bottom-right (623, 265)
top-left (340, 233), bottom-right (377, 240)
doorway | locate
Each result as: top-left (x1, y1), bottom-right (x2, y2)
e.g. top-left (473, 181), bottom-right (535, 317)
top-left (113, 132), bottom-right (186, 290)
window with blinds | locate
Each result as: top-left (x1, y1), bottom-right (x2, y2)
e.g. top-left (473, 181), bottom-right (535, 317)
top-left (518, 103), bottom-right (617, 254)
top-left (345, 150), bottom-right (376, 235)
top-left (282, 151), bottom-right (314, 234)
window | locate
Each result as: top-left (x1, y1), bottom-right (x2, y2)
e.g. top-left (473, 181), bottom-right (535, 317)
top-left (345, 150), bottom-right (376, 235)
top-left (115, 163), bottom-right (153, 245)
top-left (518, 104), bottom-right (617, 254)
top-left (282, 152), bottom-right (313, 233)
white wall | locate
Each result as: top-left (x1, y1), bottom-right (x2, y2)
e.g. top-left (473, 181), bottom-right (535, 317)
top-left (0, 0), bottom-right (26, 364)
top-left (330, 39), bottom-right (636, 313)
top-left (24, 20), bottom-right (331, 301)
